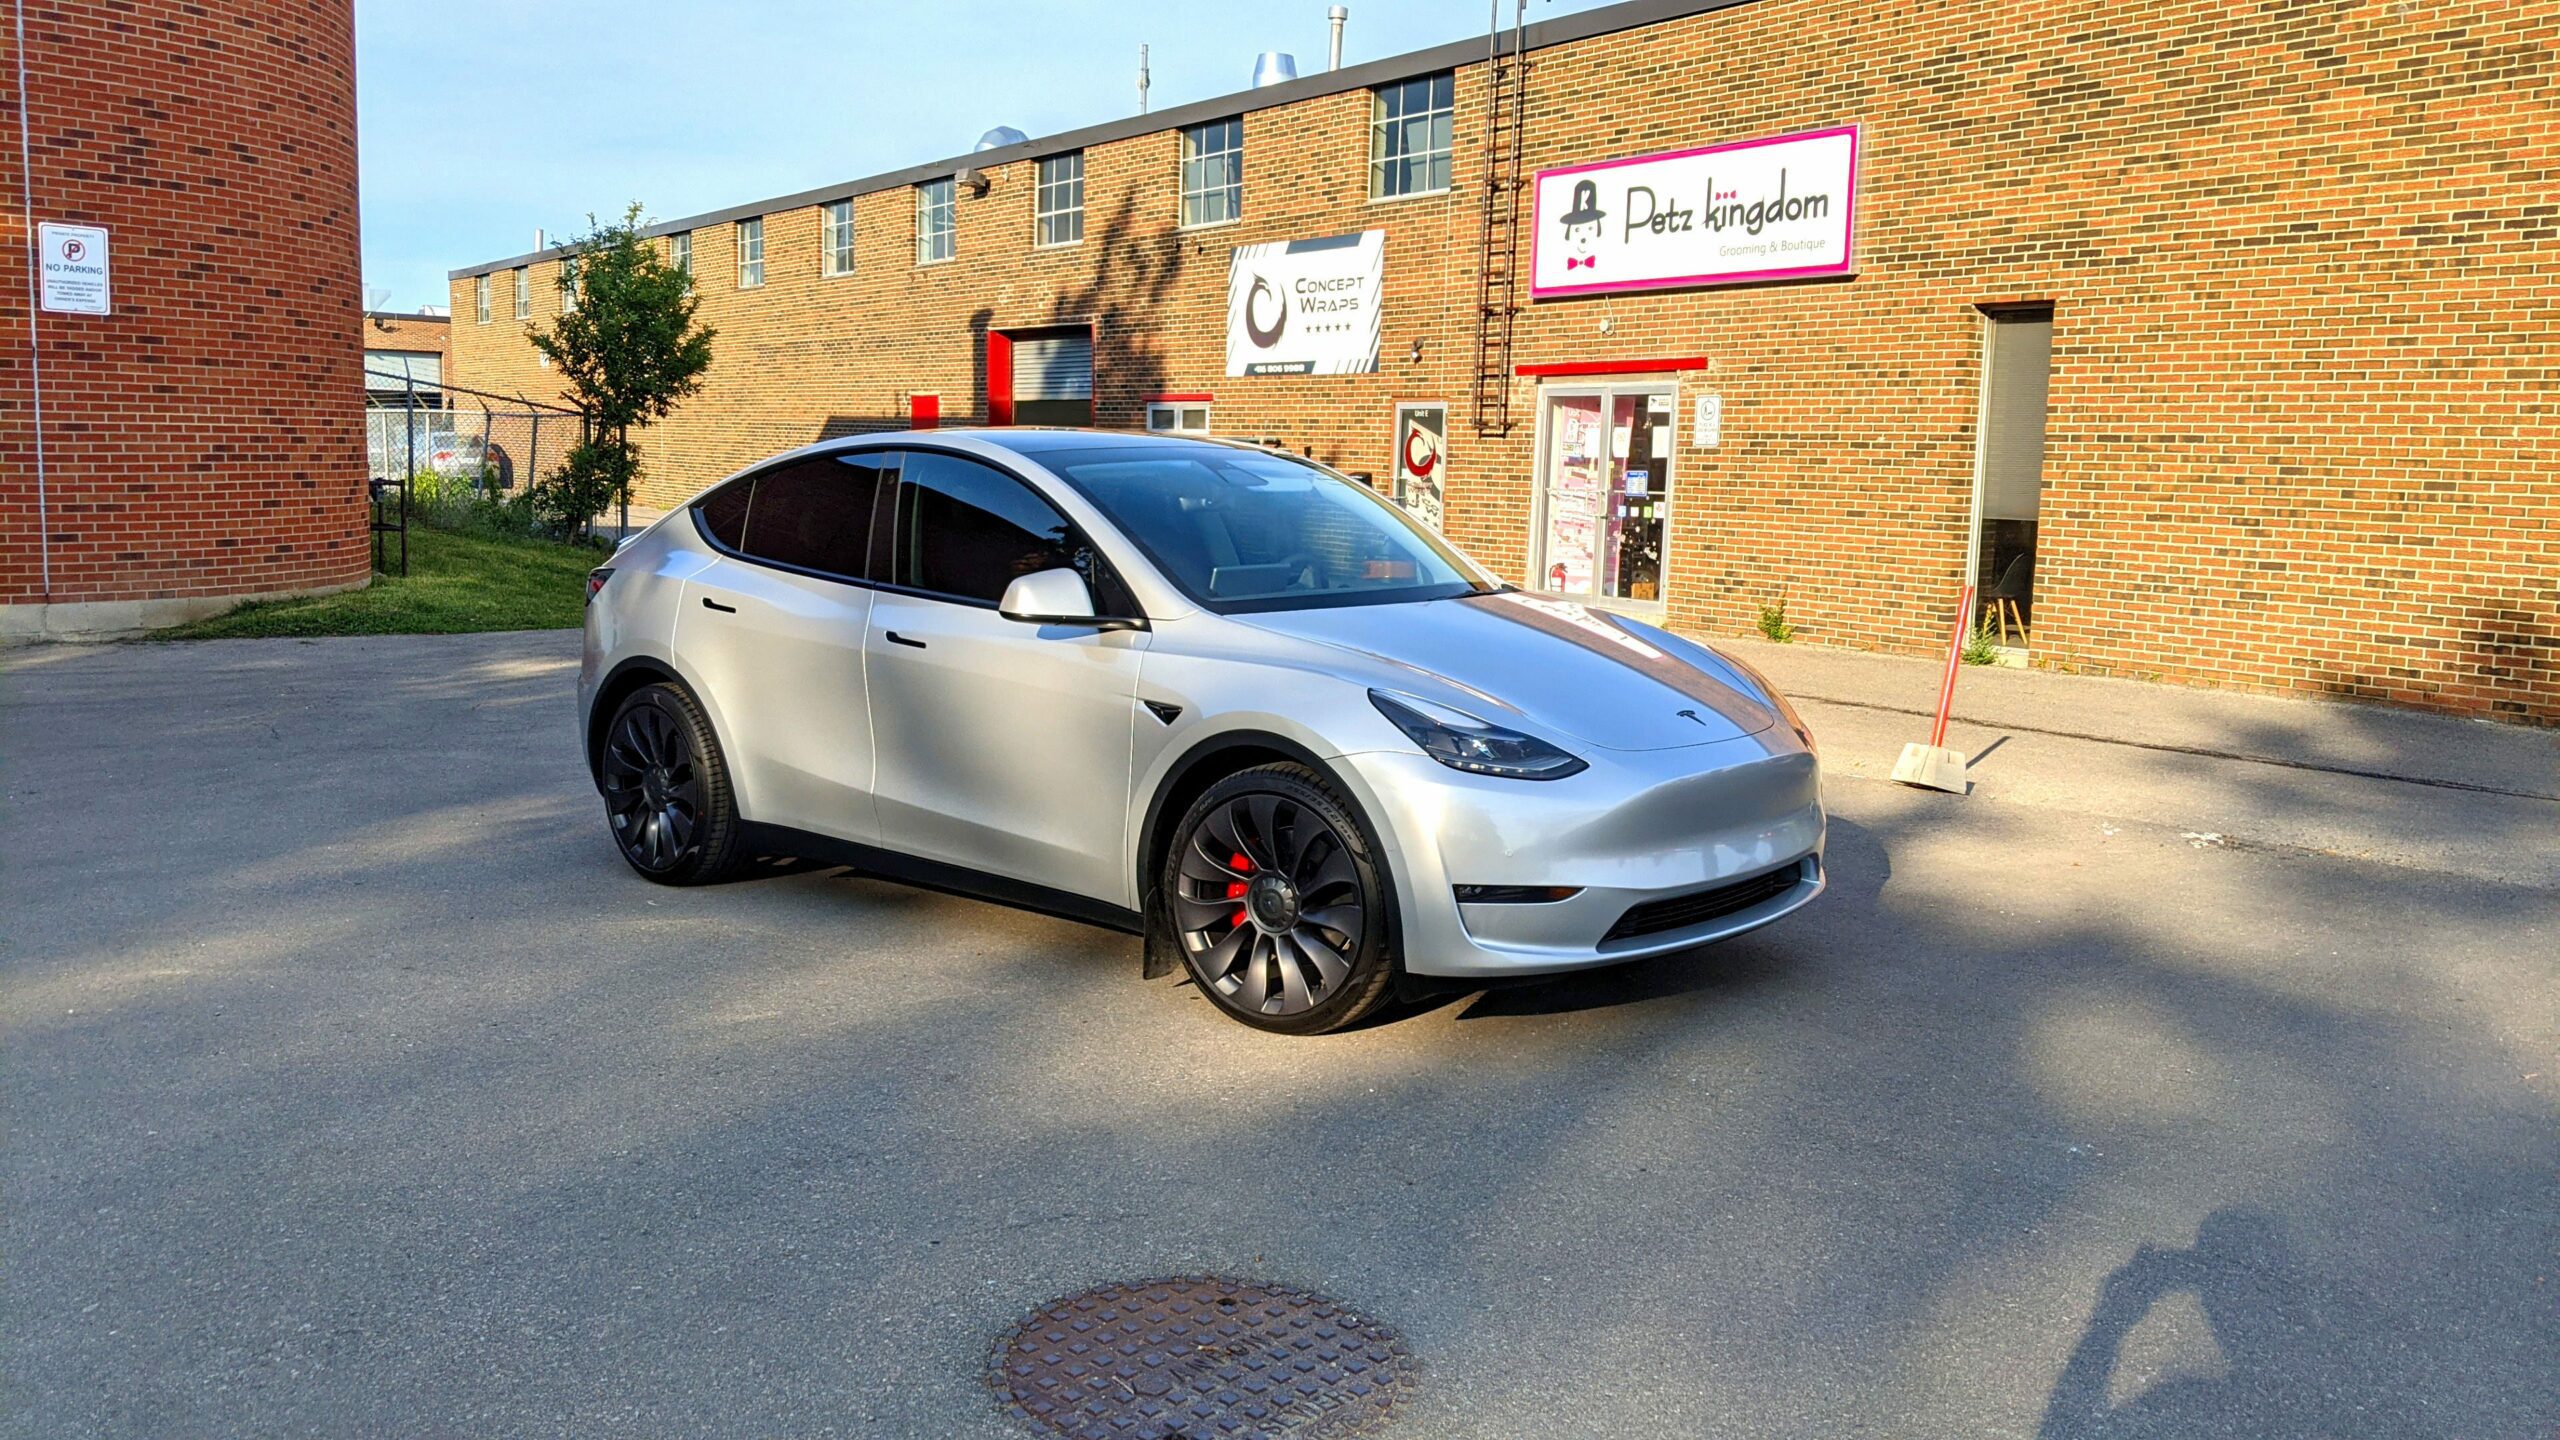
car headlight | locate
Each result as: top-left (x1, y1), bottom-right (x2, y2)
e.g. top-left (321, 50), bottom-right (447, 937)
top-left (1368, 690), bottom-right (1587, 780)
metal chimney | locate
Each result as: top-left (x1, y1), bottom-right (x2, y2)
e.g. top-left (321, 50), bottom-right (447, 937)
top-left (1252, 51), bottom-right (1298, 88)
top-left (1327, 7), bottom-right (1347, 70)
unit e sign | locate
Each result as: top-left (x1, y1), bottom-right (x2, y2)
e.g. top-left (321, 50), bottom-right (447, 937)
top-left (1531, 126), bottom-right (1857, 299)
top-left (38, 223), bottom-right (111, 315)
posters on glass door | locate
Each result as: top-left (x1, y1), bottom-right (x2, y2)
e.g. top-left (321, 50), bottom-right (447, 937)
top-left (1392, 404), bottom-right (1447, 531)
top-left (1545, 399), bottom-right (1604, 592)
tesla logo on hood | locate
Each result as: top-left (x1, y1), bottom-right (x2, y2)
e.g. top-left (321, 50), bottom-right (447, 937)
top-left (1243, 274), bottom-right (1287, 349)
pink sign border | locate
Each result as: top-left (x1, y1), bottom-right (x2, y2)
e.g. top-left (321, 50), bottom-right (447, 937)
top-left (1528, 124), bottom-right (1860, 300)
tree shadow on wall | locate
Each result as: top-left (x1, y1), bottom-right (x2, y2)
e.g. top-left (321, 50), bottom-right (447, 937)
top-left (810, 190), bottom-right (1188, 444)
top-left (2266, 588), bottom-right (2551, 728)
top-left (1031, 189), bottom-right (1187, 431)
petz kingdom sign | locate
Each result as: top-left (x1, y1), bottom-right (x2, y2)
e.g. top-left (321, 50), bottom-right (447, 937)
top-left (1529, 126), bottom-right (1857, 299)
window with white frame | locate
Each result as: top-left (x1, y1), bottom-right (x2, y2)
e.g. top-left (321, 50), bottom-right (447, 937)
top-left (1179, 117), bottom-right (1243, 228)
top-left (1370, 72), bottom-right (1455, 198)
top-left (513, 267), bottom-right (529, 319)
top-left (474, 273), bottom-right (490, 324)
top-left (559, 256), bottom-right (579, 312)
top-left (916, 178), bottom-right (954, 264)
top-left (1035, 152), bottom-right (1084, 247)
top-left (823, 200), bottom-right (856, 276)
top-left (736, 217), bottom-right (765, 288)
top-left (1145, 402), bottom-right (1211, 435)
top-left (669, 231), bottom-right (692, 288)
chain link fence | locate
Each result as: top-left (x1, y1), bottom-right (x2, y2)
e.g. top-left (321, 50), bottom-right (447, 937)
top-left (364, 372), bottom-right (587, 575)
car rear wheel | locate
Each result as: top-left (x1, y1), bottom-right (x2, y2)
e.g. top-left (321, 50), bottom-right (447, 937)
top-left (599, 682), bottom-right (743, 886)
top-left (1161, 763), bottom-right (1396, 1034)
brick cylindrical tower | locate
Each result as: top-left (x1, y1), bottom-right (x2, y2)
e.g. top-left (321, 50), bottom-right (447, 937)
top-left (2, 0), bottom-right (369, 637)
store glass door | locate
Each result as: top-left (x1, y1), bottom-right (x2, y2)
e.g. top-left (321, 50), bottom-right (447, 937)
top-left (1535, 385), bottom-right (1674, 607)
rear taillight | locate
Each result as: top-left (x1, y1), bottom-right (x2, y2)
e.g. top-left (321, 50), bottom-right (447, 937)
top-left (585, 567), bottom-right (614, 604)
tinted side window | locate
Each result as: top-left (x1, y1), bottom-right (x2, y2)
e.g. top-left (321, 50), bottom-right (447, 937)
top-left (893, 451), bottom-right (1076, 604)
top-left (695, 476), bottom-right (752, 550)
top-left (739, 453), bottom-right (893, 579)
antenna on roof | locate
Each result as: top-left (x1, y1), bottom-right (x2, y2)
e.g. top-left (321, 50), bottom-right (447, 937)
top-left (1138, 43), bottom-right (1151, 114)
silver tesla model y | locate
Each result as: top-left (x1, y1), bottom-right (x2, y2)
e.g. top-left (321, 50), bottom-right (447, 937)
top-left (580, 431), bottom-right (1825, 1033)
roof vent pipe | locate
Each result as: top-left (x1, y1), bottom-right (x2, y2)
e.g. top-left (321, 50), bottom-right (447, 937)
top-left (1328, 7), bottom-right (1347, 71)
top-left (1252, 51), bottom-right (1298, 88)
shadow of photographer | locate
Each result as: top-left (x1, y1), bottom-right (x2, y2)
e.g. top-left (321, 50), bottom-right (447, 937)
top-left (2040, 1208), bottom-right (2351, 1440)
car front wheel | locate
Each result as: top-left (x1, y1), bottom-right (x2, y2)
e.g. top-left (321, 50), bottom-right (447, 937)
top-left (1161, 763), bottom-right (1397, 1034)
top-left (598, 681), bottom-right (743, 885)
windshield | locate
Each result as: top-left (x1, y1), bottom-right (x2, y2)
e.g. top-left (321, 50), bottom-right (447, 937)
top-left (1040, 443), bottom-right (1495, 613)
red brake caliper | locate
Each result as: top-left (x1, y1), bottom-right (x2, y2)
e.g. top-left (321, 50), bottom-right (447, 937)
top-left (1227, 852), bottom-right (1253, 928)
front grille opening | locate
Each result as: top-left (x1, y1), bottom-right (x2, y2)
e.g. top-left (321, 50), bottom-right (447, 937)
top-left (1454, 884), bottom-right (1583, 904)
top-left (1602, 862), bottom-right (1806, 943)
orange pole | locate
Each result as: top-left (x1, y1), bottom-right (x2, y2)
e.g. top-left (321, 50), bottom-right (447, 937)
top-left (1929, 583), bottom-right (1976, 748)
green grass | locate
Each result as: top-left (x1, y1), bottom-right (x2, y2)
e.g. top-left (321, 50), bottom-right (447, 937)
top-left (156, 525), bottom-right (605, 639)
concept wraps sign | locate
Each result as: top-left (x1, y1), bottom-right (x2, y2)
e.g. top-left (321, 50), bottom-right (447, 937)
top-left (1225, 229), bottom-right (1384, 376)
top-left (1530, 126), bottom-right (1858, 299)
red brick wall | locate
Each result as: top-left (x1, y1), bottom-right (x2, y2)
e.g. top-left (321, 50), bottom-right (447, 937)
top-left (1, 0), bottom-right (369, 613)
top-left (451, 0), bottom-right (2559, 722)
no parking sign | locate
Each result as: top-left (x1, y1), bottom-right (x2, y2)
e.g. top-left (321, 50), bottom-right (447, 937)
top-left (38, 223), bottom-right (110, 315)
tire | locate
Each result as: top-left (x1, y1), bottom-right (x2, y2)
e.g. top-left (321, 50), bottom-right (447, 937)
top-left (1158, 762), bottom-right (1397, 1035)
top-left (597, 681), bottom-right (745, 886)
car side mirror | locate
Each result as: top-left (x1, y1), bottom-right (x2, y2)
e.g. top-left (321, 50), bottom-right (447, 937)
top-left (998, 567), bottom-right (1100, 625)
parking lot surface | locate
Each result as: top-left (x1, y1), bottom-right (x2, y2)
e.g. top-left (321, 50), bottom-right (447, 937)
top-left (4, 632), bottom-right (2552, 1438)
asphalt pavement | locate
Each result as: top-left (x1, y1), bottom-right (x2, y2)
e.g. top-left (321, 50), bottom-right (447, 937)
top-left (3, 630), bottom-right (2552, 1438)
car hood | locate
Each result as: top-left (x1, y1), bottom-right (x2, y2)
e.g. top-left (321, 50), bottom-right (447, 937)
top-left (1236, 591), bottom-right (1781, 751)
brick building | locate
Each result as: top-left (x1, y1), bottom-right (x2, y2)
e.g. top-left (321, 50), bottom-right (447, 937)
top-left (2, 0), bottom-right (370, 639)
top-left (363, 309), bottom-right (451, 406)
top-left (449, 0), bottom-right (2558, 722)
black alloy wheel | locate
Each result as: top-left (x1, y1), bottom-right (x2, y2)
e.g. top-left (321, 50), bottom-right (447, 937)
top-left (1164, 763), bottom-right (1396, 1034)
top-left (599, 682), bottom-right (742, 885)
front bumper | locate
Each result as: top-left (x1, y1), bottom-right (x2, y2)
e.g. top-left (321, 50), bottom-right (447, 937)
top-left (1335, 735), bottom-right (1826, 980)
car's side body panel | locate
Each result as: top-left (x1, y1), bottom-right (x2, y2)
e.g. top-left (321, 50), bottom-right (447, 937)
top-left (578, 524), bottom-right (711, 763)
top-left (865, 587), bottom-right (1151, 905)
top-left (676, 553), bottom-right (879, 844)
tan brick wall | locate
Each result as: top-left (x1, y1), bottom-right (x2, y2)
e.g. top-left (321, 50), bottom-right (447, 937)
top-left (451, 0), bottom-right (2560, 723)
top-left (2, 0), bottom-right (368, 611)
top-left (363, 313), bottom-right (451, 371)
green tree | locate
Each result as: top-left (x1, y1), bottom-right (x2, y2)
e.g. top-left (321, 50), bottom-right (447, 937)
top-left (528, 204), bottom-right (714, 539)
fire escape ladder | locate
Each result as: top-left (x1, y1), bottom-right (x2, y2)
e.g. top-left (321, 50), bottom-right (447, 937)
top-left (1470, 5), bottom-right (1529, 437)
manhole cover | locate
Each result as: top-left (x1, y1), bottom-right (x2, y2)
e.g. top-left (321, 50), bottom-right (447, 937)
top-left (990, 1275), bottom-right (1414, 1439)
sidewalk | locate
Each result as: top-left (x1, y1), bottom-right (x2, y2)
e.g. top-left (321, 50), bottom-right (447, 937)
top-left (1713, 634), bottom-right (2560, 800)
top-left (1700, 633), bottom-right (2560, 890)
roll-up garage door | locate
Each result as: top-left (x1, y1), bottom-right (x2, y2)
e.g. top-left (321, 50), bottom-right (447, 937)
top-left (1012, 333), bottom-right (1093, 400)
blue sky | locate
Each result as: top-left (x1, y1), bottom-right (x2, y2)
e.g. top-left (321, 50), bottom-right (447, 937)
top-left (355, 0), bottom-right (1621, 311)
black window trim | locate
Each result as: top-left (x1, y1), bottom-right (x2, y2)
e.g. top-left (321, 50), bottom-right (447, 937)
top-left (878, 444), bottom-right (1147, 623)
top-left (689, 442), bottom-right (1150, 625)
top-left (688, 448), bottom-right (897, 589)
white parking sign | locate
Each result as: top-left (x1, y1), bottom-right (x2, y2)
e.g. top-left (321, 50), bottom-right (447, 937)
top-left (39, 223), bottom-right (110, 315)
